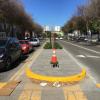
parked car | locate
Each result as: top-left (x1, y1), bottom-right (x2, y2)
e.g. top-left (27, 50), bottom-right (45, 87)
top-left (0, 37), bottom-right (21, 70)
top-left (19, 40), bottom-right (34, 54)
top-left (87, 39), bottom-right (98, 44)
top-left (76, 37), bottom-right (85, 42)
top-left (29, 38), bottom-right (40, 46)
top-left (56, 37), bottom-right (59, 40)
top-left (59, 37), bottom-right (63, 40)
top-left (25, 40), bottom-right (34, 51)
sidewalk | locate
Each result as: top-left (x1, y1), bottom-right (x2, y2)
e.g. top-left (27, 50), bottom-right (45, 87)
top-left (31, 49), bottom-right (82, 76)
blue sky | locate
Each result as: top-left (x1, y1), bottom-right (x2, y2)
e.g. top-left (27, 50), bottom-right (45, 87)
top-left (22, 0), bottom-right (87, 26)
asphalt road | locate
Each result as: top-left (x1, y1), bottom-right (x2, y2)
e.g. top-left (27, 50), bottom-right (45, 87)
top-left (1, 39), bottom-right (100, 100)
top-left (58, 40), bottom-right (100, 84)
top-left (55, 40), bottom-right (100, 100)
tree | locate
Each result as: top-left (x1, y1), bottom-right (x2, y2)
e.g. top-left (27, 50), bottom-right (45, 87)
top-left (46, 31), bottom-right (52, 44)
top-left (0, 0), bottom-right (43, 38)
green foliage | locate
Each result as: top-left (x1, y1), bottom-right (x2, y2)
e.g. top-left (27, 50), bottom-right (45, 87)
top-left (89, 19), bottom-right (100, 32)
top-left (54, 42), bottom-right (63, 49)
top-left (46, 31), bottom-right (51, 38)
top-left (44, 42), bottom-right (63, 49)
top-left (62, 16), bottom-right (87, 33)
top-left (0, 0), bottom-right (43, 37)
top-left (43, 42), bottom-right (52, 49)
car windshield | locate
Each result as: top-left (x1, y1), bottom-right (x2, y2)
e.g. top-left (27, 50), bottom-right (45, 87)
top-left (0, 40), bottom-right (7, 47)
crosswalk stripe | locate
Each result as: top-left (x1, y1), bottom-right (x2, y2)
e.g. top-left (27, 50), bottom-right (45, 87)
top-left (31, 85), bottom-right (41, 100)
top-left (18, 84), bottom-right (33, 100)
top-left (18, 83), bottom-right (41, 100)
top-left (63, 85), bottom-right (87, 100)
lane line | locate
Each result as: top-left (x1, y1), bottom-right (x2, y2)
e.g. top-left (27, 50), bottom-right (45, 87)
top-left (18, 83), bottom-right (41, 100)
top-left (31, 84), bottom-right (41, 100)
top-left (63, 40), bottom-right (100, 54)
top-left (18, 84), bottom-right (32, 100)
top-left (63, 48), bottom-right (97, 84)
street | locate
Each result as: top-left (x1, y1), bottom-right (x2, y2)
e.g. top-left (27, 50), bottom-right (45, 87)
top-left (0, 0), bottom-right (100, 100)
top-left (0, 40), bottom-right (100, 100)
top-left (58, 40), bottom-right (100, 83)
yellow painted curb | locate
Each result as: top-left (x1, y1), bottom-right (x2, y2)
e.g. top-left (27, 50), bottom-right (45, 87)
top-left (96, 84), bottom-right (100, 88)
top-left (26, 68), bottom-right (86, 83)
top-left (0, 83), bottom-right (7, 89)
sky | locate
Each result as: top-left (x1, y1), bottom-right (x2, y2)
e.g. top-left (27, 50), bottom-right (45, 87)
top-left (22, 0), bottom-right (87, 26)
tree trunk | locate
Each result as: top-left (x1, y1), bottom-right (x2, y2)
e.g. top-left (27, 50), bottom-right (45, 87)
top-left (50, 33), bottom-right (51, 44)
top-left (98, 30), bottom-right (100, 41)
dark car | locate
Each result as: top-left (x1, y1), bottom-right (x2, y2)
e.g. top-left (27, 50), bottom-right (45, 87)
top-left (0, 37), bottom-right (21, 70)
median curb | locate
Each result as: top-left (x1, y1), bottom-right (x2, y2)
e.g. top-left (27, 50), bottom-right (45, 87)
top-left (25, 68), bottom-right (86, 83)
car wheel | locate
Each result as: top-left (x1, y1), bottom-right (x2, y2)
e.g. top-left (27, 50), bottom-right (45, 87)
top-left (5, 58), bottom-right (11, 70)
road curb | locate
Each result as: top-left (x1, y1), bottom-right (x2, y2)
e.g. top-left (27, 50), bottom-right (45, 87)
top-left (25, 68), bottom-right (86, 83)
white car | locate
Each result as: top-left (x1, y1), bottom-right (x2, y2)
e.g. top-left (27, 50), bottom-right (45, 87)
top-left (60, 37), bottom-right (63, 40)
top-left (91, 39), bottom-right (98, 43)
top-left (56, 37), bottom-right (59, 40)
top-left (29, 38), bottom-right (40, 46)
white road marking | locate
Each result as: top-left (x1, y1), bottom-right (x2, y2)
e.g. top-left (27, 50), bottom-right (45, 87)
top-left (76, 55), bottom-right (86, 58)
top-left (40, 82), bottom-right (47, 87)
top-left (63, 41), bottom-right (100, 55)
top-left (87, 55), bottom-right (100, 58)
top-left (63, 48), bottom-right (97, 84)
top-left (76, 55), bottom-right (100, 58)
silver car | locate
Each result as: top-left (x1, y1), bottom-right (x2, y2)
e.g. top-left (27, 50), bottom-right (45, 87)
top-left (29, 38), bottom-right (40, 46)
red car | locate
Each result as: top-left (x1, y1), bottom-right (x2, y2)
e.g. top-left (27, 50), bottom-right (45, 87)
top-left (19, 40), bottom-right (33, 54)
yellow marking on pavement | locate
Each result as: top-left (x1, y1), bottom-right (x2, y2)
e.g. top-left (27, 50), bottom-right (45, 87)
top-left (18, 84), bottom-right (32, 100)
top-left (63, 42), bottom-right (100, 88)
top-left (0, 81), bottom-right (21, 96)
top-left (31, 84), bottom-right (41, 100)
top-left (63, 85), bottom-right (87, 100)
top-left (0, 83), bottom-right (7, 89)
top-left (67, 92), bottom-right (76, 100)
top-left (96, 83), bottom-right (100, 88)
top-left (9, 43), bottom-right (44, 81)
top-left (18, 83), bottom-right (41, 100)
top-left (26, 68), bottom-right (86, 83)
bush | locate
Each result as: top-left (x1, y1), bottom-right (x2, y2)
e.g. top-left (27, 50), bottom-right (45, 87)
top-left (54, 42), bottom-right (63, 49)
top-left (44, 42), bottom-right (63, 49)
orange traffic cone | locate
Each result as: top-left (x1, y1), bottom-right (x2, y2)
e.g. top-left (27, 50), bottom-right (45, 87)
top-left (51, 48), bottom-right (59, 67)
top-left (51, 54), bottom-right (58, 64)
